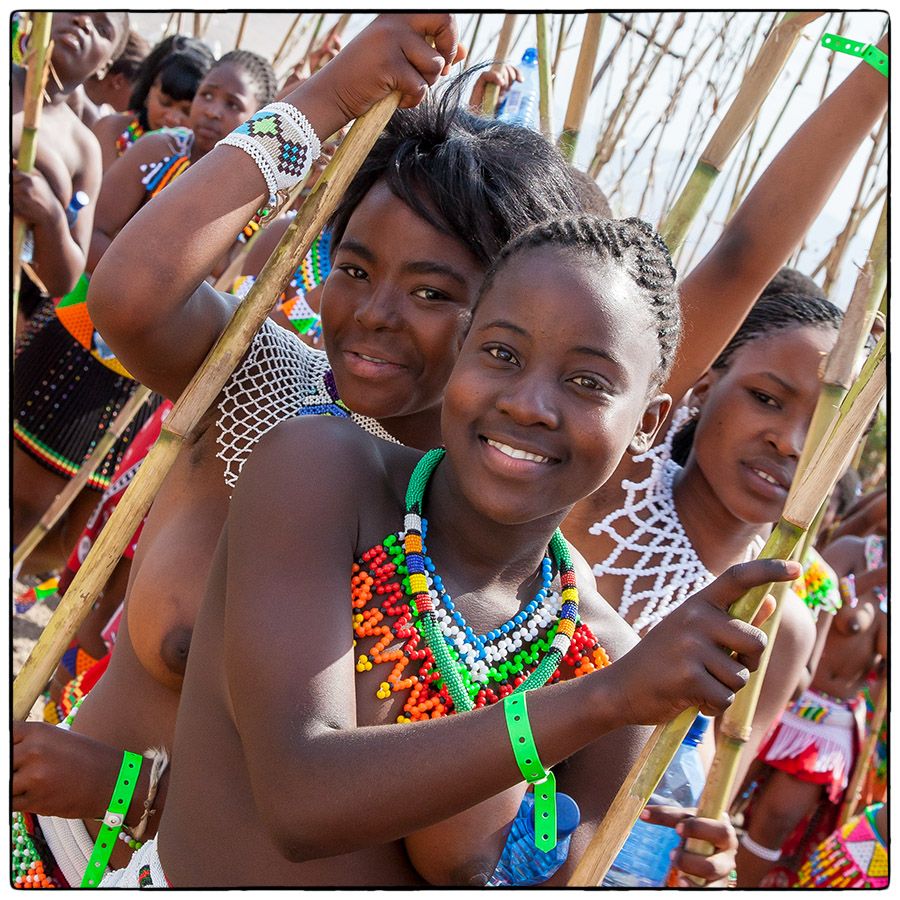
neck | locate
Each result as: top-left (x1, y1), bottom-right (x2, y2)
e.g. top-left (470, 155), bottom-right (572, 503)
top-left (376, 404), bottom-right (444, 452)
top-left (422, 454), bottom-right (567, 596)
top-left (15, 64), bottom-right (69, 107)
top-left (673, 457), bottom-right (769, 575)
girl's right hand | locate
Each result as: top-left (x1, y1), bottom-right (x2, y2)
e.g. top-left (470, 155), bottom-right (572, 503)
top-left (611, 558), bottom-right (800, 724)
top-left (309, 14), bottom-right (463, 124)
top-left (12, 164), bottom-right (60, 227)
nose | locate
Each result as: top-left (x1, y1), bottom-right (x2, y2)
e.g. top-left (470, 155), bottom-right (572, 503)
top-left (496, 372), bottom-right (560, 430)
top-left (352, 284), bottom-right (401, 332)
top-left (71, 13), bottom-right (91, 33)
top-left (767, 414), bottom-right (807, 459)
top-left (163, 110), bottom-right (185, 128)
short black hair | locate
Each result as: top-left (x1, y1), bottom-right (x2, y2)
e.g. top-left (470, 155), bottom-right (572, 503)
top-left (329, 74), bottom-right (583, 270)
top-left (213, 50), bottom-right (278, 108)
top-left (128, 35), bottom-right (215, 128)
top-left (480, 215), bottom-right (681, 386)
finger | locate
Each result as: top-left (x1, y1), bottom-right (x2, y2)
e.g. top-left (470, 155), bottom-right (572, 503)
top-left (399, 40), bottom-right (447, 86)
top-left (675, 814), bottom-right (736, 851)
top-left (751, 592), bottom-right (776, 627)
top-left (407, 13), bottom-right (460, 72)
top-left (703, 651), bottom-right (751, 695)
top-left (12, 721), bottom-right (26, 742)
top-left (640, 804), bottom-right (694, 829)
top-left (672, 848), bottom-right (733, 883)
top-left (704, 559), bottom-right (802, 612)
top-left (706, 616), bottom-right (768, 662)
top-left (695, 670), bottom-right (739, 717)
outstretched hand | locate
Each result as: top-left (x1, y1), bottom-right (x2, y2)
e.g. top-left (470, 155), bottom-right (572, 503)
top-left (468, 64), bottom-right (521, 111)
top-left (612, 558), bottom-right (800, 724)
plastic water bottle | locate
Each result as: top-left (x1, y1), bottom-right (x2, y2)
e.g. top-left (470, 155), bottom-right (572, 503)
top-left (486, 789), bottom-right (581, 886)
top-left (66, 190), bottom-right (90, 226)
top-left (603, 714), bottom-right (711, 887)
top-left (497, 48), bottom-right (539, 130)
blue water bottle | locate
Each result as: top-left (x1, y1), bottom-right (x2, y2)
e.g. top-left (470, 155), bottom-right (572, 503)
top-left (486, 789), bottom-right (581, 886)
top-left (603, 714), bottom-right (711, 887)
top-left (497, 48), bottom-right (539, 130)
top-left (66, 190), bottom-right (90, 226)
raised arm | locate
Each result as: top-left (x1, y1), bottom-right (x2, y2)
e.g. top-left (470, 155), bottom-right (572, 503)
top-left (668, 33), bottom-right (889, 407)
top-left (87, 14), bottom-right (463, 400)
top-left (223, 417), bottom-right (787, 863)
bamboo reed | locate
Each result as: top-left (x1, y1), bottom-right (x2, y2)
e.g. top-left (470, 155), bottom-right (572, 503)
top-left (567, 343), bottom-right (886, 885)
top-left (12, 12), bottom-right (54, 339)
top-left (558, 14), bottom-right (605, 161)
top-left (272, 14), bottom-right (303, 69)
top-left (235, 13), bottom-right (249, 49)
top-left (535, 14), bottom-right (553, 138)
top-left (481, 14), bottom-right (518, 116)
top-left (660, 12), bottom-right (821, 254)
top-left (193, 13), bottom-right (203, 38)
top-left (590, 13), bottom-right (634, 94)
top-left (300, 13), bottom-right (327, 74)
top-left (12, 91), bottom-right (403, 722)
top-left (839, 678), bottom-right (886, 825)
top-left (462, 13), bottom-right (483, 69)
top-left (551, 14), bottom-right (569, 77)
top-left (13, 386), bottom-right (153, 569)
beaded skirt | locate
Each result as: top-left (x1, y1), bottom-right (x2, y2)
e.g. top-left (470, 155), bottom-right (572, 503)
top-left (13, 305), bottom-right (163, 491)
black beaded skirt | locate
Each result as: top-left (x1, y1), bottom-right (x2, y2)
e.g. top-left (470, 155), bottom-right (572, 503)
top-left (13, 303), bottom-right (163, 491)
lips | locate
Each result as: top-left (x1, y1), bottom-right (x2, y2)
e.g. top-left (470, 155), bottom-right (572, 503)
top-left (742, 458), bottom-right (792, 498)
top-left (340, 348), bottom-right (407, 380)
top-left (479, 434), bottom-right (559, 475)
top-left (56, 30), bottom-right (83, 53)
top-left (194, 125), bottom-right (222, 143)
top-left (484, 438), bottom-right (552, 465)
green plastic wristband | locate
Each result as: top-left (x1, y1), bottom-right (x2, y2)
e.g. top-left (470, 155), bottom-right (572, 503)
top-left (504, 693), bottom-right (557, 852)
top-left (821, 33), bottom-right (889, 77)
top-left (81, 750), bottom-right (143, 887)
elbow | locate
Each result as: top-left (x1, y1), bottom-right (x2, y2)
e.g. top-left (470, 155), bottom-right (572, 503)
top-left (266, 810), bottom-right (332, 864)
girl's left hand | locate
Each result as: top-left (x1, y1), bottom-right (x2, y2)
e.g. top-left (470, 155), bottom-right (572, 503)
top-left (641, 804), bottom-right (738, 887)
top-left (12, 163), bottom-right (60, 226)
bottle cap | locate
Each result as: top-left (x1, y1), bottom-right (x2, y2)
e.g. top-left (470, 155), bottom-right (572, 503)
top-left (521, 47), bottom-right (538, 65)
top-left (70, 190), bottom-right (90, 211)
top-left (556, 791), bottom-right (581, 837)
top-left (685, 713), bottom-right (711, 746)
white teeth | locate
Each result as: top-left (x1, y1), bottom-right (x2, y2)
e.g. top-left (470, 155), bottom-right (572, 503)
top-left (753, 468), bottom-right (780, 486)
top-left (486, 439), bottom-right (550, 464)
top-left (358, 353), bottom-right (389, 364)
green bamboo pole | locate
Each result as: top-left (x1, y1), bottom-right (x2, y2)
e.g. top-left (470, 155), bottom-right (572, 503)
top-left (13, 385), bottom-right (153, 569)
top-left (299, 13), bottom-right (327, 74)
top-left (13, 12), bottom-right (54, 341)
top-left (558, 14), bottom-right (605, 161)
top-left (535, 14), bottom-right (553, 138)
top-left (567, 338), bottom-right (886, 886)
top-left (839, 678), bottom-right (886, 825)
top-left (235, 13), bottom-right (249, 50)
top-left (660, 12), bottom-right (821, 253)
top-left (551, 14), bottom-right (569, 77)
top-left (12, 90), bottom-right (403, 721)
top-left (271, 14), bottom-right (303, 69)
top-left (462, 14), bottom-right (483, 70)
top-left (481, 14), bottom-right (518, 116)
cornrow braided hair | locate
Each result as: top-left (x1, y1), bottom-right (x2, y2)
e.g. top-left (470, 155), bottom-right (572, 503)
top-left (481, 215), bottom-right (681, 384)
top-left (216, 50), bottom-right (277, 107)
top-left (671, 290), bottom-right (844, 465)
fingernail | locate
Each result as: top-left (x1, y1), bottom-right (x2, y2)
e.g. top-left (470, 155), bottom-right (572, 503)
top-left (669, 850), bottom-right (677, 862)
top-left (675, 823), bottom-right (684, 834)
top-left (639, 809), bottom-right (651, 820)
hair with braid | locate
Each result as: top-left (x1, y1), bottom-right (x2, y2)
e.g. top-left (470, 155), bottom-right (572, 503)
top-left (480, 215), bottom-right (681, 386)
top-left (108, 29), bottom-right (148, 81)
top-left (214, 50), bottom-right (278, 108)
top-left (329, 73), bottom-right (583, 269)
top-left (671, 290), bottom-right (844, 465)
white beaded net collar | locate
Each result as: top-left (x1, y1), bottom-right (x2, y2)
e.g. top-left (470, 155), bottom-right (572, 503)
top-left (589, 405), bottom-right (714, 633)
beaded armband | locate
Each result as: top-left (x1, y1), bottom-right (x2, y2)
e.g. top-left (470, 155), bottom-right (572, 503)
top-left (794, 552), bottom-right (841, 616)
top-left (218, 103), bottom-right (321, 218)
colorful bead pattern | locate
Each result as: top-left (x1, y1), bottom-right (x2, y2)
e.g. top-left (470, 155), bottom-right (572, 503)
top-left (796, 804), bottom-right (887, 888)
top-left (11, 813), bottom-right (58, 888)
top-left (115, 114), bottom-right (145, 156)
top-left (352, 449), bottom-right (609, 720)
top-left (794, 553), bottom-right (841, 615)
top-left (13, 576), bottom-right (59, 615)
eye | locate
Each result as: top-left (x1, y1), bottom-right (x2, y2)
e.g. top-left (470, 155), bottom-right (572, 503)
top-left (569, 374), bottom-right (608, 392)
top-left (412, 287), bottom-right (450, 303)
top-left (337, 264), bottom-right (368, 281)
top-left (749, 388), bottom-right (781, 408)
top-left (486, 345), bottom-right (519, 365)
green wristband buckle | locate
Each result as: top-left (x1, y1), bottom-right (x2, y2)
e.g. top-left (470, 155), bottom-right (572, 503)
top-left (821, 33), bottom-right (889, 77)
top-left (504, 693), bottom-right (557, 852)
top-left (81, 750), bottom-right (143, 887)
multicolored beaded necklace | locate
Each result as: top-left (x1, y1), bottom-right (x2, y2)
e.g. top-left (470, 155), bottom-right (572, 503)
top-left (115, 114), bottom-right (145, 156)
top-left (352, 448), bottom-right (609, 720)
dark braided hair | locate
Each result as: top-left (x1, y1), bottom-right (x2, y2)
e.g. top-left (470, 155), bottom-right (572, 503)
top-left (329, 72), bottom-right (583, 269)
top-left (670, 290), bottom-right (844, 465)
top-left (480, 215), bottom-right (681, 386)
top-left (215, 50), bottom-right (277, 108)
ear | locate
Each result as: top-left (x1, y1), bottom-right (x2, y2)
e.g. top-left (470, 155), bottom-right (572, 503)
top-left (628, 392), bottom-right (672, 456)
top-left (95, 61), bottom-right (111, 80)
top-left (687, 368), bottom-right (719, 412)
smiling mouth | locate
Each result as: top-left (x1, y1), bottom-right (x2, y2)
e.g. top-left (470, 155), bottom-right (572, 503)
top-left (58, 31), bottom-right (82, 52)
top-left (484, 438), bottom-right (552, 465)
top-left (348, 350), bottom-right (403, 367)
top-left (749, 466), bottom-right (786, 489)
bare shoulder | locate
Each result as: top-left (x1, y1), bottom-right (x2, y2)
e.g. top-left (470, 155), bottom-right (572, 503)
top-left (569, 543), bottom-right (638, 662)
top-left (92, 111), bottom-right (129, 140)
top-left (821, 535), bottom-right (865, 576)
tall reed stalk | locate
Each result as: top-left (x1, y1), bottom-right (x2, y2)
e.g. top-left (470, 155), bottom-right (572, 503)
top-left (535, 14), bottom-right (553, 138)
top-left (13, 386), bottom-right (153, 569)
top-left (462, 14), bottom-right (483, 69)
top-left (660, 12), bottom-right (821, 254)
top-left (481, 14), bottom-right (518, 116)
top-left (272, 14), bottom-right (304, 69)
top-left (558, 14), bottom-right (604, 161)
top-left (567, 335), bottom-right (886, 886)
top-left (839, 678), bottom-right (886, 825)
top-left (13, 12), bottom-right (53, 340)
top-left (235, 13), bottom-right (249, 50)
top-left (12, 91), bottom-right (404, 721)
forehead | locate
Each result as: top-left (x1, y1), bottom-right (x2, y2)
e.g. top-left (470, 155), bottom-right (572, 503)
top-left (200, 63), bottom-right (253, 95)
top-left (726, 324), bottom-right (836, 379)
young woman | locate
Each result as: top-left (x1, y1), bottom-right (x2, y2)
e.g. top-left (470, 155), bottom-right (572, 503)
top-left (564, 33), bottom-right (888, 787)
top-left (11, 15), bottom-right (586, 886)
top-left (91, 34), bottom-right (214, 169)
top-left (12, 49), bottom-right (276, 578)
top-left (102, 213), bottom-right (796, 887)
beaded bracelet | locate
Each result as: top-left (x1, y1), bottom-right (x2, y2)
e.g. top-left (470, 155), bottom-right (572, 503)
top-left (81, 750), bottom-right (143, 887)
top-left (218, 102), bottom-right (321, 219)
top-left (504, 693), bottom-right (557, 852)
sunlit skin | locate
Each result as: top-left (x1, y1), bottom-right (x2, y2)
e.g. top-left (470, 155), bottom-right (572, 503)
top-left (144, 80), bottom-right (193, 130)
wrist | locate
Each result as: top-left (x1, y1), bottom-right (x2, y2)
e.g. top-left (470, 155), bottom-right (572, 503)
top-left (585, 664), bottom-right (631, 734)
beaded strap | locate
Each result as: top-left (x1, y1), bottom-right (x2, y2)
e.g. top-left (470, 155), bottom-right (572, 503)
top-left (218, 102), bottom-right (321, 217)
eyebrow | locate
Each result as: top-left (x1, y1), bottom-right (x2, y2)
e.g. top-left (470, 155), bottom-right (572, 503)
top-left (338, 240), bottom-right (469, 288)
top-left (759, 371), bottom-right (798, 395)
top-left (476, 318), bottom-right (529, 337)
